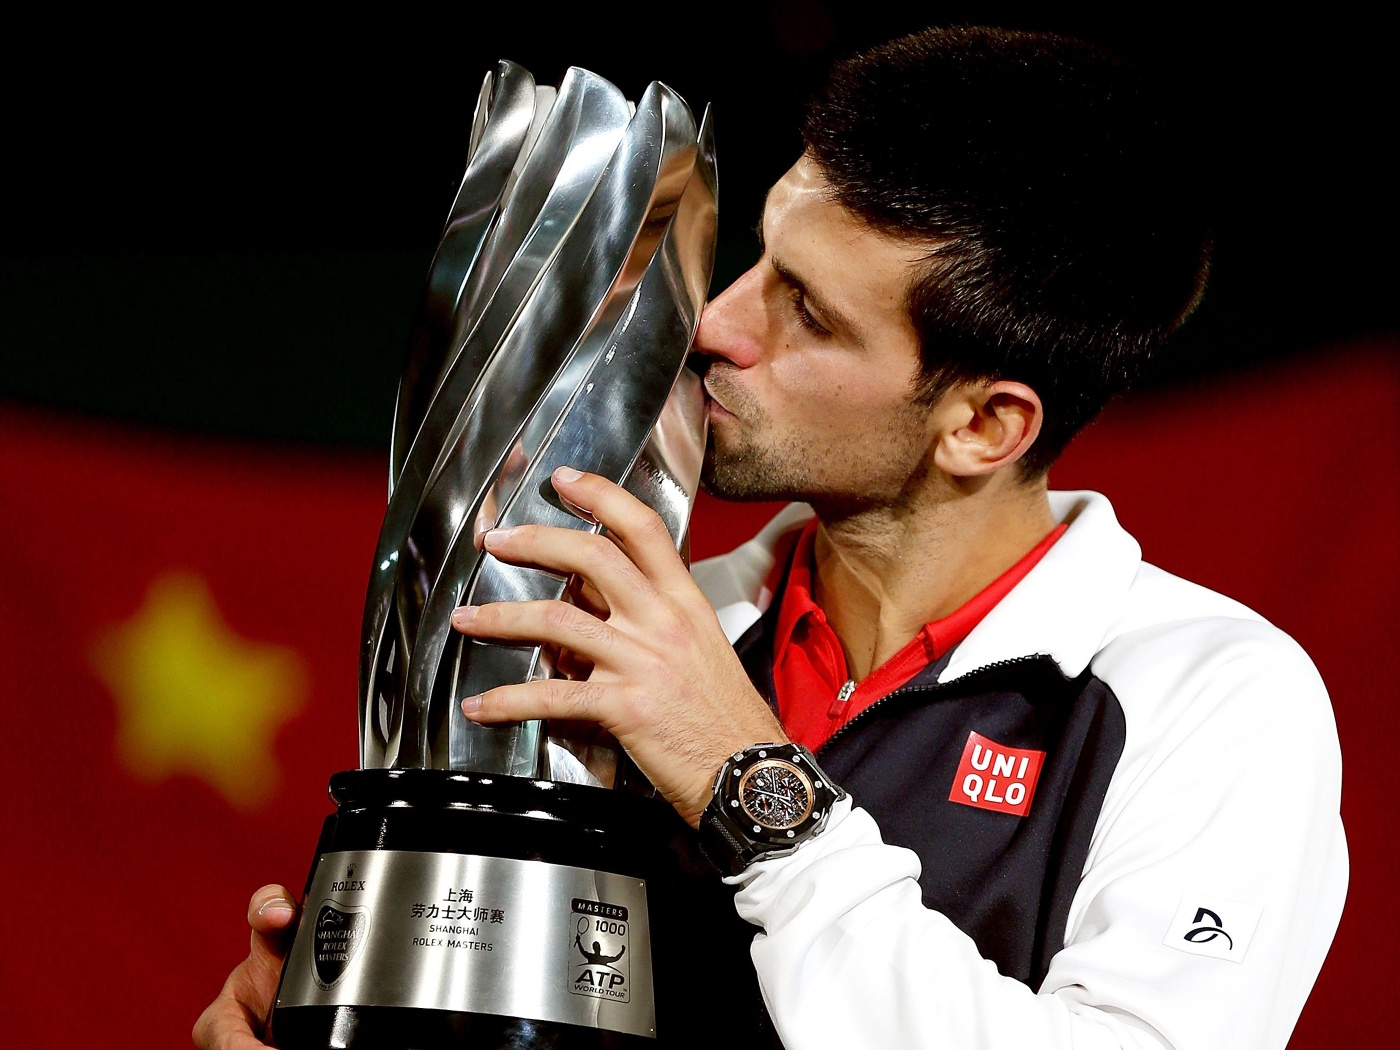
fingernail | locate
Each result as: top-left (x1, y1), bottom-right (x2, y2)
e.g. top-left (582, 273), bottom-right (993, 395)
top-left (451, 605), bottom-right (479, 627)
top-left (258, 898), bottom-right (296, 918)
top-left (472, 515), bottom-right (496, 550)
top-left (553, 466), bottom-right (583, 483)
top-left (461, 694), bottom-right (483, 715)
top-left (483, 527), bottom-right (516, 548)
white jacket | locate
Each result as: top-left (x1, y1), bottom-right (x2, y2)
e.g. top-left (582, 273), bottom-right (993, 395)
top-left (691, 491), bottom-right (1347, 1050)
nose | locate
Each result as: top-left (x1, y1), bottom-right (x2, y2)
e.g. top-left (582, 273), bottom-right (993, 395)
top-left (692, 263), bottom-right (765, 370)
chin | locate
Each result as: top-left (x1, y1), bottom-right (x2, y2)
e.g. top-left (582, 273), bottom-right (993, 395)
top-left (701, 445), bottom-right (780, 503)
top-left (701, 444), bottom-right (814, 505)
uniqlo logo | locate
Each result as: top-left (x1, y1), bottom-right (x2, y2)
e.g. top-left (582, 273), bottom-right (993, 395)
top-left (949, 731), bottom-right (1046, 817)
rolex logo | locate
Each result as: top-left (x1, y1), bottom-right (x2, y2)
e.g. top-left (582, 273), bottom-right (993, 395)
top-left (330, 862), bottom-right (364, 893)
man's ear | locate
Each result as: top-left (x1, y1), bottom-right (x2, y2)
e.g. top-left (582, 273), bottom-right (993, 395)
top-left (930, 381), bottom-right (1044, 478)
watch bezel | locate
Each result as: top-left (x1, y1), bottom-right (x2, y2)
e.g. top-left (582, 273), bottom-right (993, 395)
top-left (716, 745), bottom-right (833, 848)
top-left (736, 758), bottom-right (815, 830)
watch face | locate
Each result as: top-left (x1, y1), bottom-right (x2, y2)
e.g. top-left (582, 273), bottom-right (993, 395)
top-left (737, 760), bottom-right (815, 831)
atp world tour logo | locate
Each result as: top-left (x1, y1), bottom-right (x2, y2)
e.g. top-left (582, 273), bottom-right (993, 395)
top-left (568, 898), bottom-right (631, 1003)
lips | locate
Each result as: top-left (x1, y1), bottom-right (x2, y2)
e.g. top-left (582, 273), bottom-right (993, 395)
top-left (703, 376), bottom-right (735, 418)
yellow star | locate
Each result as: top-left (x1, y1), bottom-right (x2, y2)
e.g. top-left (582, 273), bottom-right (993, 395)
top-left (89, 571), bottom-right (307, 810)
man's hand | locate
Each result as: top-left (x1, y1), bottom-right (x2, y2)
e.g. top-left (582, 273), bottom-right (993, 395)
top-left (192, 885), bottom-right (299, 1050)
top-left (453, 466), bottom-right (786, 827)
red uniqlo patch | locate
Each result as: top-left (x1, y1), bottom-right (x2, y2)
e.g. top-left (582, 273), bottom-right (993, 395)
top-left (948, 731), bottom-right (1046, 817)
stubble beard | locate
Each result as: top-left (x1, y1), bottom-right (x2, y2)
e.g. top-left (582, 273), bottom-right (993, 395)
top-left (701, 428), bottom-right (813, 503)
top-left (700, 367), bottom-right (819, 502)
top-left (700, 406), bottom-right (930, 518)
top-left (699, 364), bottom-right (935, 514)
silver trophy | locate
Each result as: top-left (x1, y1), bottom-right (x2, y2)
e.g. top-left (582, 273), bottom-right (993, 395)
top-left (269, 61), bottom-right (716, 1048)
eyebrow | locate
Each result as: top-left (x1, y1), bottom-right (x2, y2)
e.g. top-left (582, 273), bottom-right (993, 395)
top-left (754, 208), bottom-right (865, 345)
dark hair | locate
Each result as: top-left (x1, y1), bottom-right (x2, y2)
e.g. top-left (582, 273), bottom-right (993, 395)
top-left (802, 26), bottom-right (1211, 474)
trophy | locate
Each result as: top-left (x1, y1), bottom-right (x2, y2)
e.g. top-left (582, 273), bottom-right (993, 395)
top-left (268, 60), bottom-right (717, 1048)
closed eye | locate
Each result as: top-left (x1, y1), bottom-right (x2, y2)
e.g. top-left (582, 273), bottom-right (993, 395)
top-left (789, 287), bottom-right (831, 336)
top-left (759, 210), bottom-right (850, 342)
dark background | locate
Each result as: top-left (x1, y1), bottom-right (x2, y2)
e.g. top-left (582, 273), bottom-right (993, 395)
top-left (3, 4), bottom-right (1394, 440)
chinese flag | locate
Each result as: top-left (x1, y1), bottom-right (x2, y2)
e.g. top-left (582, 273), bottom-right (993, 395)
top-left (0, 341), bottom-right (1393, 1048)
top-left (0, 408), bottom-right (381, 1047)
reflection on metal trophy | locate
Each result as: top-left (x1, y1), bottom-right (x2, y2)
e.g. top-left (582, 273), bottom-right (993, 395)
top-left (268, 60), bottom-right (716, 1048)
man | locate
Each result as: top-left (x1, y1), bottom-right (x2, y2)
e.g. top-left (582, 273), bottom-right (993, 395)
top-left (196, 25), bottom-right (1345, 1050)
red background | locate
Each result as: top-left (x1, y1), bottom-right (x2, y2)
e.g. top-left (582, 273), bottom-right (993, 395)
top-left (0, 341), bottom-right (1394, 1046)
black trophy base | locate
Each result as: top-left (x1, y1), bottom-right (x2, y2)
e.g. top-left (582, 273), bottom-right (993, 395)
top-left (267, 768), bottom-right (693, 1050)
top-left (270, 1004), bottom-right (646, 1049)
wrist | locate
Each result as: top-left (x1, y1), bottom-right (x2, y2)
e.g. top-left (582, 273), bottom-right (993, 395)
top-left (676, 729), bottom-right (793, 829)
top-left (697, 742), bottom-right (846, 877)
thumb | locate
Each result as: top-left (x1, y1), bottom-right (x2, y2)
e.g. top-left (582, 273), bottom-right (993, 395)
top-left (192, 886), bottom-right (301, 1050)
top-left (245, 884), bottom-right (300, 985)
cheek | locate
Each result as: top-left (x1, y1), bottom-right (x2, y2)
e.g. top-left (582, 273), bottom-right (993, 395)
top-left (770, 355), bottom-right (920, 424)
top-left (771, 354), bottom-right (860, 400)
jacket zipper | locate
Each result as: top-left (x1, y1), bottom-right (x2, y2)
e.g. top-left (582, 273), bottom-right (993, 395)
top-left (827, 679), bottom-right (857, 718)
top-left (817, 655), bottom-right (1051, 759)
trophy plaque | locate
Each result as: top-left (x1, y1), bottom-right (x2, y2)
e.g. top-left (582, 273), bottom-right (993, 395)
top-left (268, 60), bottom-right (716, 1048)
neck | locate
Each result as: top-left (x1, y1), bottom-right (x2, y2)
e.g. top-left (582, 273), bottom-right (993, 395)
top-left (810, 471), bottom-right (1056, 681)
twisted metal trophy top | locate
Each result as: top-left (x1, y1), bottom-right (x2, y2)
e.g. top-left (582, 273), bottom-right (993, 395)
top-left (359, 61), bottom-right (716, 779)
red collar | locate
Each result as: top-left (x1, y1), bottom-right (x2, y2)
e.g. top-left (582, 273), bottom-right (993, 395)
top-left (772, 518), bottom-right (1068, 751)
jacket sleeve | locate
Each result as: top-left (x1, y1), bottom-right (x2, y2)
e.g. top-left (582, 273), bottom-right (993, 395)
top-left (728, 618), bottom-right (1347, 1050)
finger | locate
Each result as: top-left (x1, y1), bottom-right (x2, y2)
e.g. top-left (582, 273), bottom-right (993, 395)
top-left (472, 504), bottom-right (497, 550)
top-left (238, 886), bottom-right (299, 1014)
top-left (451, 599), bottom-right (622, 668)
top-left (192, 887), bottom-right (299, 1050)
top-left (248, 884), bottom-right (299, 934)
top-left (549, 467), bottom-right (692, 588)
top-left (246, 884), bottom-right (299, 972)
top-left (480, 523), bottom-right (653, 617)
top-left (462, 676), bottom-right (612, 730)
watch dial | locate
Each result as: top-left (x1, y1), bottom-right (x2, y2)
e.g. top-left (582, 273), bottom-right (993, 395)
top-left (738, 761), bottom-right (814, 830)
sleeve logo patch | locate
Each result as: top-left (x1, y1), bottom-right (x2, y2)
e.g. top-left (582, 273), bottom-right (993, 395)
top-left (948, 731), bottom-right (1046, 817)
top-left (1163, 894), bottom-right (1263, 963)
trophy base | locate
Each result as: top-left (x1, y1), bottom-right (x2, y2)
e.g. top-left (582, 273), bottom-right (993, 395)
top-left (270, 1005), bottom-right (646, 1048)
top-left (268, 768), bottom-right (688, 1049)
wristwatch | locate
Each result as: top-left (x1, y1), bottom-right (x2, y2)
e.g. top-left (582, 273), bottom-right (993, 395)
top-left (698, 742), bottom-right (847, 877)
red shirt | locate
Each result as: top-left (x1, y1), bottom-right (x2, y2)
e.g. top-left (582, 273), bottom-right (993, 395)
top-left (773, 518), bottom-right (1068, 751)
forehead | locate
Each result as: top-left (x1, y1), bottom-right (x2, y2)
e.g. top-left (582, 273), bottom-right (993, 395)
top-left (762, 156), bottom-right (928, 333)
